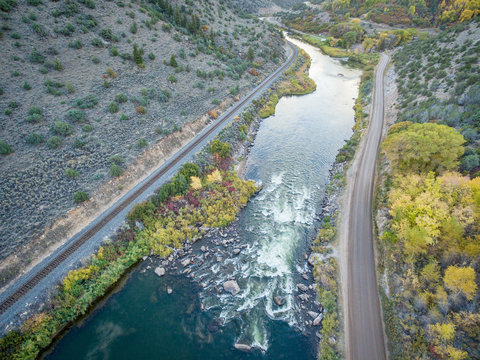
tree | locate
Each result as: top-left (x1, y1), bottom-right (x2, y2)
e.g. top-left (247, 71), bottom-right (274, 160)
top-left (133, 43), bottom-right (144, 67)
top-left (247, 47), bottom-right (254, 61)
top-left (444, 266), bottom-right (477, 300)
top-left (169, 54), bottom-right (177, 67)
top-left (382, 122), bottom-right (465, 174)
top-left (209, 139), bottom-right (230, 159)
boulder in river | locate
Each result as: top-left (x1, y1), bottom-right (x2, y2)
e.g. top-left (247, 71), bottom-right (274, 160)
top-left (154, 267), bottom-right (166, 277)
top-left (298, 294), bottom-right (310, 301)
top-left (297, 284), bottom-right (308, 292)
top-left (181, 258), bottom-right (191, 267)
top-left (313, 313), bottom-right (324, 326)
top-left (308, 311), bottom-right (319, 319)
top-left (233, 248), bottom-right (241, 255)
top-left (234, 343), bottom-right (252, 352)
top-left (273, 296), bottom-right (286, 306)
top-left (167, 286), bottom-right (173, 294)
top-left (223, 280), bottom-right (240, 295)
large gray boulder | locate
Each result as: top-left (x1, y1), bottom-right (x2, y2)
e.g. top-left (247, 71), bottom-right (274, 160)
top-left (223, 280), bottom-right (240, 295)
top-left (234, 343), bottom-right (252, 352)
top-left (154, 267), bottom-right (165, 277)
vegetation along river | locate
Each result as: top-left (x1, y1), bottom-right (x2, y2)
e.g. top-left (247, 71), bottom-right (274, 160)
top-left (45, 38), bottom-right (361, 360)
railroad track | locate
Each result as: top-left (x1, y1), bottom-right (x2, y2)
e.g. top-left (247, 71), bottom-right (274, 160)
top-left (0, 42), bottom-right (298, 316)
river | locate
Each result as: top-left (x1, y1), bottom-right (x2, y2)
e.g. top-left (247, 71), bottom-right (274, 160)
top-left (44, 37), bottom-right (361, 360)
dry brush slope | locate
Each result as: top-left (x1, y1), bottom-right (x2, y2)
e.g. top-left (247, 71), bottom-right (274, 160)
top-left (0, 0), bottom-right (285, 279)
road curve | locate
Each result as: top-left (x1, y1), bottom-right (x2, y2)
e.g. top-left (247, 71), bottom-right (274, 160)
top-left (0, 41), bottom-right (298, 329)
top-left (341, 53), bottom-right (389, 360)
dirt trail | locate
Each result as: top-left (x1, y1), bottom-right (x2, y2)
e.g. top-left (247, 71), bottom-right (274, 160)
top-left (339, 53), bottom-right (389, 360)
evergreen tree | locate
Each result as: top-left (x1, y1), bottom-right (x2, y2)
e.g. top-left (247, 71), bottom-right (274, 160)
top-left (169, 54), bottom-right (178, 67)
top-left (133, 43), bottom-right (144, 67)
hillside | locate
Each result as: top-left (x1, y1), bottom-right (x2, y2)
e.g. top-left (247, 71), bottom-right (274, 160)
top-left (375, 18), bottom-right (480, 360)
top-left (316, 0), bottom-right (479, 26)
top-left (0, 0), bottom-right (285, 284)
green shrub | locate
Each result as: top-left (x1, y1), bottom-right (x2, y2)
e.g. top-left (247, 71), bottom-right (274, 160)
top-left (72, 95), bottom-right (98, 109)
top-left (110, 164), bottom-right (123, 177)
top-left (52, 121), bottom-right (73, 136)
top-left (148, 52), bottom-right (155, 60)
top-left (92, 57), bottom-right (101, 64)
top-left (169, 54), bottom-right (177, 67)
top-left (91, 38), bottom-right (103, 47)
top-left (66, 109), bottom-right (86, 122)
top-left (32, 23), bottom-right (47, 37)
top-left (120, 113), bottom-right (128, 121)
top-left (110, 155), bottom-right (125, 165)
top-left (168, 74), bottom-right (177, 83)
top-left (54, 59), bottom-right (63, 71)
top-left (64, 168), bottom-right (79, 178)
top-left (26, 113), bottom-right (42, 123)
top-left (60, 22), bottom-right (75, 36)
top-left (461, 154), bottom-right (479, 171)
top-left (109, 46), bottom-right (119, 56)
top-left (0, 140), bottom-right (13, 155)
top-left (137, 138), bottom-right (147, 148)
top-left (26, 133), bottom-right (44, 144)
top-left (46, 136), bottom-right (62, 149)
top-left (28, 48), bottom-right (44, 63)
top-left (108, 102), bottom-right (119, 113)
top-left (82, 124), bottom-right (93, 132)
top-left (68, 39), bottom-right (82, 49)
top-left (0, 0), bottom-right (17, 12)
top-left (130, 22), bottom-right (137, 34)
top-left (99, 28), bottom-right (116, 41)
top-left (115, 94), bottom-right (128, 103)
top-left (9, 101), bottom-right (18, 109)
top-left (73, 190), bottom-right (88, 203)
top-left (66, 82), bottom-right (75, 94)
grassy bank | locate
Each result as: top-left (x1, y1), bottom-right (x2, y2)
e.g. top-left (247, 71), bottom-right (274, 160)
top-left (258, 48), bottom-right (316, 118)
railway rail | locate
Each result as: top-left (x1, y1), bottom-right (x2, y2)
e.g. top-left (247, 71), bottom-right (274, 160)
top-left (0, 41), bottom-right (298, 316)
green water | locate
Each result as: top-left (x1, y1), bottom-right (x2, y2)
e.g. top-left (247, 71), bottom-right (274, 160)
top-left (45, 37), bottom-right (361, 360)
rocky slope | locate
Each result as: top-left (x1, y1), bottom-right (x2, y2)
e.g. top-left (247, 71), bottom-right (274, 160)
top-left (0, 0), bottom-right (285, 266)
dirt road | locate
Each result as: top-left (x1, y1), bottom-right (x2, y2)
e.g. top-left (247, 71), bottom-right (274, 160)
top-left (340, 53), bottom-right (389, 360)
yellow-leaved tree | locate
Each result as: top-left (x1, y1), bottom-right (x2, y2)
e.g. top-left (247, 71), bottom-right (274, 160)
top-left (444, 266), bottom-right (478, 300)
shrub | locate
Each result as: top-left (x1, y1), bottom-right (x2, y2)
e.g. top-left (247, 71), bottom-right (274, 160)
top-left (119, 53), bottom-right (131, 60)
top-left (133, 43), bottom-right (144, 67)
top-left (115, 94), bottom-right (128, 103)
top-left (92, 57), bottom-right (101, 64)
top-left (169, 54), bottom-right (177, 67)
top-left (461, 154), bottom-right (479, 171)
top-left (26, 113), bottom-right (42, 123)
top-left (110, 155), bottom-right (125, 165)
top-left (52, 121), bottom-right (73, 136)
top-left (120, 113), bottom-right (128, 121)
top-left (28, 48), bottom-right (44, 63)
top-left (137, 138), bottom-right (147, 148)
top-left (66, 82), bottom-right (75, 94)
top-left (99, 28), bottom-right (116, 41)
top-left (168, 74), bottom-right (177, 83)
top-left (108, 102), bottom-right (119, 113)
top-left (130, 22), bottom-right (137, 34)
top-left (68, 39), bottom-right (83, 49)
top-left (0, 140), bottom-right (13, 155)
top-left (136, 105), bottom-right (146, 114)
top-left (26, 133), bottom-right (44, 145)
top-left (66, 109), bottom-right (86, 122)
top-left (106, 68), bottom-right (117, 79)
top-left (91, 38), bottom-right (102, 47)
top-left (54, 59), bottom-right (63, 71)
top-left (148, 52), bottom-right (155, 60)
top-left (60, 22), bottom-right (75, 36)
top-left (109, 46), bottom-right (118, 56)
top-left (72, 95), bottom-right (98, 109)
top-left (46, 136), bottom-right (62, 149)
top-left (32, 23), bottom-right (47, 37)
top-left (109, 164), bottom-right (123, 177)
top-left (73, 190), bottom-right (88, 203)
top-left (82, 124), bottom-right (93, 132)
top-left (64, 168), bottom-right (79, 178)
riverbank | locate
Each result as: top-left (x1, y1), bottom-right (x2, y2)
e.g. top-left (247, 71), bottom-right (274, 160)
top-left (0, 40), bottom-right (317, 359)
top-left (306, 52), bottom-right (379, 359)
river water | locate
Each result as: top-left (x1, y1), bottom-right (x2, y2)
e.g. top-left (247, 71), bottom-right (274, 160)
top-left (45, 37), bottom-right (360, 360)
